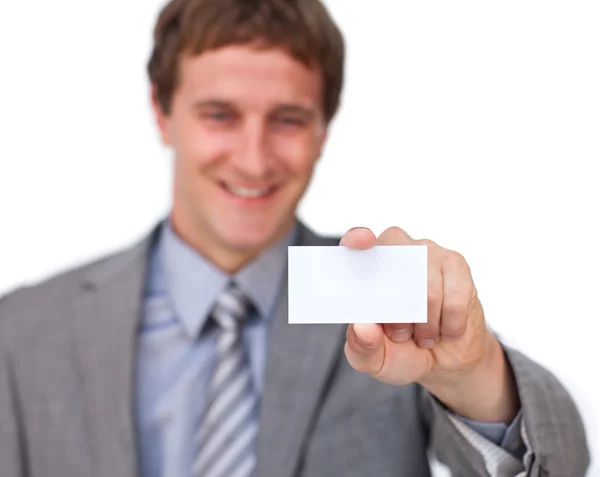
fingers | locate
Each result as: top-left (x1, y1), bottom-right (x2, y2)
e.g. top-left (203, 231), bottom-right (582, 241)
top-left (382, 323), bottom-right (413, 343)
top-left (377, 228), bottom-right (415, 343)
top-left (440, 251), bottom-right (472, 339)
top-left (340, 227), bottom-right (377, 250)
top-left (343, 227), bottom-right (473, 353)
top-left (376, 226), bottom-right (412, 246)
top-left (412, 240), bottom-right (443, 349)
top-left (344, 323), bottom-right (385, 375)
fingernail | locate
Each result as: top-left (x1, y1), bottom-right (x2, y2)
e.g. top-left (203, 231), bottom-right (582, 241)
top-left (349, 227), bottom-right (369, 232)
top-left (353, 325), bottom-right (372, 347)
top-left (389, 328), bottom-right (412, 343)
top-left (417, 339), bottom-right (436, 349)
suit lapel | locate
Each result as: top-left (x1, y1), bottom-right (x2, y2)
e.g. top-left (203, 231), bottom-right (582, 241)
top-left (71, 229), bottom-right (156, 477)
top-left (256, 223), bottom-right (346, 477)
top-left (69, 220), bottom-right (343, 477)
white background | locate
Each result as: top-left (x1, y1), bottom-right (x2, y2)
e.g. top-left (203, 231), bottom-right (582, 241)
top-left (0, 1), bottom-right (598, 475)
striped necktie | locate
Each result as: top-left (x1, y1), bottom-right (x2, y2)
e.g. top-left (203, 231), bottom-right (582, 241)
top-left (192, 283), bottom-right (258, 477)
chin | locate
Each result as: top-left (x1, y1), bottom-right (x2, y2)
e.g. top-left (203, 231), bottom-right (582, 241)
top-left (219, 221), bottom-right (288, 253)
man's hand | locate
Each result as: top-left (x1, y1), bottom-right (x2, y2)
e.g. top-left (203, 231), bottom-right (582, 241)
top-left (341, 226), bottom-right (520, 423)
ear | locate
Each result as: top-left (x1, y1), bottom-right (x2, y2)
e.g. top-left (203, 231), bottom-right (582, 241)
top-left (151, 85), bottom-right (172, 146)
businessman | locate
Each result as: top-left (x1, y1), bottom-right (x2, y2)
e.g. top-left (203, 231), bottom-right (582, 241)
top-left (0, 0), bottom-right (590, 476)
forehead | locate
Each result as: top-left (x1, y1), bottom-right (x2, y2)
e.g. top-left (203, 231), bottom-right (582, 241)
top-left (176, 44), bottom-right (323, 110)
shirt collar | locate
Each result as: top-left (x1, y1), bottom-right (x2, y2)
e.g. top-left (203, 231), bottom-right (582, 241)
top-left (157, 218), bottom-right (297, 338)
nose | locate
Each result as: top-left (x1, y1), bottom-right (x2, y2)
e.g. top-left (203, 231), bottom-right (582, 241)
top-left (231, 119), bottom-right (271, 178)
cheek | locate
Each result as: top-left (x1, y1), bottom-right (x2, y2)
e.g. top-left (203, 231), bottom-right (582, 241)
top-left (174, 123), bottom-right (232, 170)
top-left (271, 134), bottom-right (321, 175)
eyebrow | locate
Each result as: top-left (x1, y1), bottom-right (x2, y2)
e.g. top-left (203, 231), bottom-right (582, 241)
top-left (192, 100), bottom-right (317, 119)
top-left (192, 100), bottom-right (233, 110)
top-left (274, 104), bottom-right (317, 120)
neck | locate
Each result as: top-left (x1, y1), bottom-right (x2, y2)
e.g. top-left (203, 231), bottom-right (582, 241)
top-left (168, 213), bottom-right (295, 275)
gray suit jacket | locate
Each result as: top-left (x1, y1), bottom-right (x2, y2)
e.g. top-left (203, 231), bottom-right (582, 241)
top-left (0, 222), bottom-right (590, 477)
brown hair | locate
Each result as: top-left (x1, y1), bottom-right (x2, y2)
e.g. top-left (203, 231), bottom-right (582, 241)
top-left (147, 0), bottom-right (345, 123)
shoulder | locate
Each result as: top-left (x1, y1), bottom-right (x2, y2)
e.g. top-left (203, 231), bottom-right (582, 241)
top-left (296, 220), bottom-right (341, 247)
top-left (1, 252), bottom-right (106, 314)
top-left (0, 231), bottom-right (155, 352)
top-left (319, 236), bottom-right (341, 246)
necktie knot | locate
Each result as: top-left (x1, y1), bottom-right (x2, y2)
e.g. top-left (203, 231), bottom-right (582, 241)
top-left (211, 283), bottom-right (252, 332)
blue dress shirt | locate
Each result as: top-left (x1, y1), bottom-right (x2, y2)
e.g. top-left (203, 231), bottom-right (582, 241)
top-left (136, 219), bottom-right (520, 477)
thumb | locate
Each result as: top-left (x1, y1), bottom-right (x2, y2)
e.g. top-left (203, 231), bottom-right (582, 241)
top-left (344, 323), bottom-right (385, 375)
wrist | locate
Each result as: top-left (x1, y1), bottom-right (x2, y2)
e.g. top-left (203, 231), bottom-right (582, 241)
top-left (423, 334), bottom-right (520, 423)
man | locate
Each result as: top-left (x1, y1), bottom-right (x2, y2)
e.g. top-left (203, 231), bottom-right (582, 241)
top-left (0, 0), bottom-right (589, 476)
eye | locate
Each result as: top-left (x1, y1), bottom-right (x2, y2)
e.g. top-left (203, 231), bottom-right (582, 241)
top-left (275, 116), bottom-right (305, 127)
top-left (205, 111), bottom-right (231, 122)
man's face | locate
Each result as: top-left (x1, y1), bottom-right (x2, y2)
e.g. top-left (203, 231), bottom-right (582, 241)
top-left (153, 43), bottom-right (327, 270)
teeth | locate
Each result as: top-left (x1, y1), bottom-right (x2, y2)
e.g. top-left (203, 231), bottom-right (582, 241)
top-left (224, 184), bottom-right (272, 198)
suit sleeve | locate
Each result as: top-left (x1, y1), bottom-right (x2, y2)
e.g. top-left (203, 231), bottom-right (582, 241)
top-left (419, 344), bottom-right (590, 477)
top-left (0, 296), bottom-right (25, 477)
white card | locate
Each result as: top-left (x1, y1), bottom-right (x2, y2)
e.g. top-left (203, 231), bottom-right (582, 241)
top-left (287, 245), bottom-right (427, 324)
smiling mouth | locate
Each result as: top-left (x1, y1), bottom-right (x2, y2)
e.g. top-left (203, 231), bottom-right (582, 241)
top-left (220, 182), bottom-right (278, 199)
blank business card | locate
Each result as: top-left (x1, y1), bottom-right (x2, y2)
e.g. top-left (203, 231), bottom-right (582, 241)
top-left (287, 245), bottom-right (427, 324)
